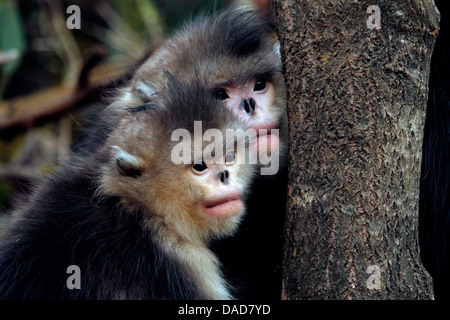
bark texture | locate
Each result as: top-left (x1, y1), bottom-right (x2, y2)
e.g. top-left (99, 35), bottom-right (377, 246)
top-left (272, 0), bottom-right (439, 299)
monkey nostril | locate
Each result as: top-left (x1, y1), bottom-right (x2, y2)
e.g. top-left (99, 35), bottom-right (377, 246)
top-left (248, 97), bottom-right (256, 112)
top-left (241, 98), bottom-right (256, 115)
top-left (218, 170), bottom-right (230, 184)
top-left (241, 99), bottom-right (251, 114)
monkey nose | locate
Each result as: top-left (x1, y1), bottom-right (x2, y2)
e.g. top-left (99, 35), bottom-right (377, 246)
top-left (241, 98), bottom-right (256, 114)
top-left (218, 170), bottom-right (230, 184)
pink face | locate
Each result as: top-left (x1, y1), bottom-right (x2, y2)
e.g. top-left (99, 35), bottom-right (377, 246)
top-left (213, 78), bottom-right (281, 155)
top-left (189, 156), bottom-right (245, 219)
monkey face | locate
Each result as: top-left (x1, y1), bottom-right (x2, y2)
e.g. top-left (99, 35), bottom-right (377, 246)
top-left (188, 152), bottom-right (246, 219)
top-left (212, 76), bottom-right (285, 160)
top-left (99, 144), bottom-right (252, 242)
top-left (213, 78), bottom-right (277, 127)
top-left (98, 109), bottom-right (254, 240)
top-left (100, 64), bottom-right (261, 239)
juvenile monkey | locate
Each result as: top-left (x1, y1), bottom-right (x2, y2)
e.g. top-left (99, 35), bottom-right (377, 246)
top-left (106, 8), bottom-right (288, 298)
top-left (0, 76), bottom-right (254, 299)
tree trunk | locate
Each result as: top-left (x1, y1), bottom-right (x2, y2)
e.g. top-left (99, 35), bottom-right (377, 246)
top-left (272, 0), bottom-right (439, 299)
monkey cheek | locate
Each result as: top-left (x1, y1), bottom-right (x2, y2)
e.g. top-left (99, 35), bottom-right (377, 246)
top-left (201, 199), bottom-right (244, 218)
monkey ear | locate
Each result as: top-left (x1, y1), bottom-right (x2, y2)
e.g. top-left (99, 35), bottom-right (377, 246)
top-left (111, 146), bottom-right (143, 178)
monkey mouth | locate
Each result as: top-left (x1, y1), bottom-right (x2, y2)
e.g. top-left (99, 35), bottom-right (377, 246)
top-left (202, 193), bottom-right (243, 218)
top-left (254, 122), bottom-right (278, 137)
top-left (252, 123), bottom-right (280, 154)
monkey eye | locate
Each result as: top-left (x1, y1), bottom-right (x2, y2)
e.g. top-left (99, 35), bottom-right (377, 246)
top-left (213, 89), bottom-right (229, 100)
top-left (192, 161), bottom-right (208, 174)
top-left (254, 79), bottom-right (267, 92)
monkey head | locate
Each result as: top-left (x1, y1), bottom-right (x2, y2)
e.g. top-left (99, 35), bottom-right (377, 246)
top-left (109, 9), bottom-right (287, 172)
top-left (99, 77), bottom-right (255, 243)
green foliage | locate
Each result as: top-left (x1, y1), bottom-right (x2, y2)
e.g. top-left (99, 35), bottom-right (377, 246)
top-left (0, 0), bottom-right (26, 91)
top-left (0, 180), bottom-right (13, 208)
top-left (0, 134), bottom-right (26, 163)
top-left (161, 0), bottom-right (228, 34)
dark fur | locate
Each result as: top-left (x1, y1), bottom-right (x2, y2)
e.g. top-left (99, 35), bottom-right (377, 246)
top-left (419, 0), bottom-right (450, 300)
top-left (0, 78), bottom-right (237, 300)
top-left (132, 8), bottom-right (284, 99)
top-left (211, 167), bottom-right (287, 299)
top-left (0, 8), bottom-right (285, 300)
top-left (0, 160), bottom-right (202, 299)
top-left (196, 9), bottom-right (275, 57)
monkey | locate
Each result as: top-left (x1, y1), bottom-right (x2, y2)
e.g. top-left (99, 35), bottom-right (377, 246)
top-left (0, 75), bottom-right (256, 299)
top-left (102, 7), bottom-right (289, 299)
top-left (108, 8), bottom-right (287, 162)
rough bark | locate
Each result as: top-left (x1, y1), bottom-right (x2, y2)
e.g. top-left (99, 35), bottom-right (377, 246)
top-left (272, 0), bottom-right (439, 299)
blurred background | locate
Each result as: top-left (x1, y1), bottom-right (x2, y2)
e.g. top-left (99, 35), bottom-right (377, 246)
top-left (0, 0), bottom-right (270, 235)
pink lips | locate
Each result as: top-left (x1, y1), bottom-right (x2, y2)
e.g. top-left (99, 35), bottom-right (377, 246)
top-left (202, 193), bottom-right (243, 218)
top-left (253, 122), bottom-right (277, 136)
top-left (252, 123), bottom-right (280, 153)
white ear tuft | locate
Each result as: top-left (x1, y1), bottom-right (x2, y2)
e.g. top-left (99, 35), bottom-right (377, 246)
top-left (111, 146), bottom-right (143, 178)
top-left (111, 146), bottom-right (140, 165)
